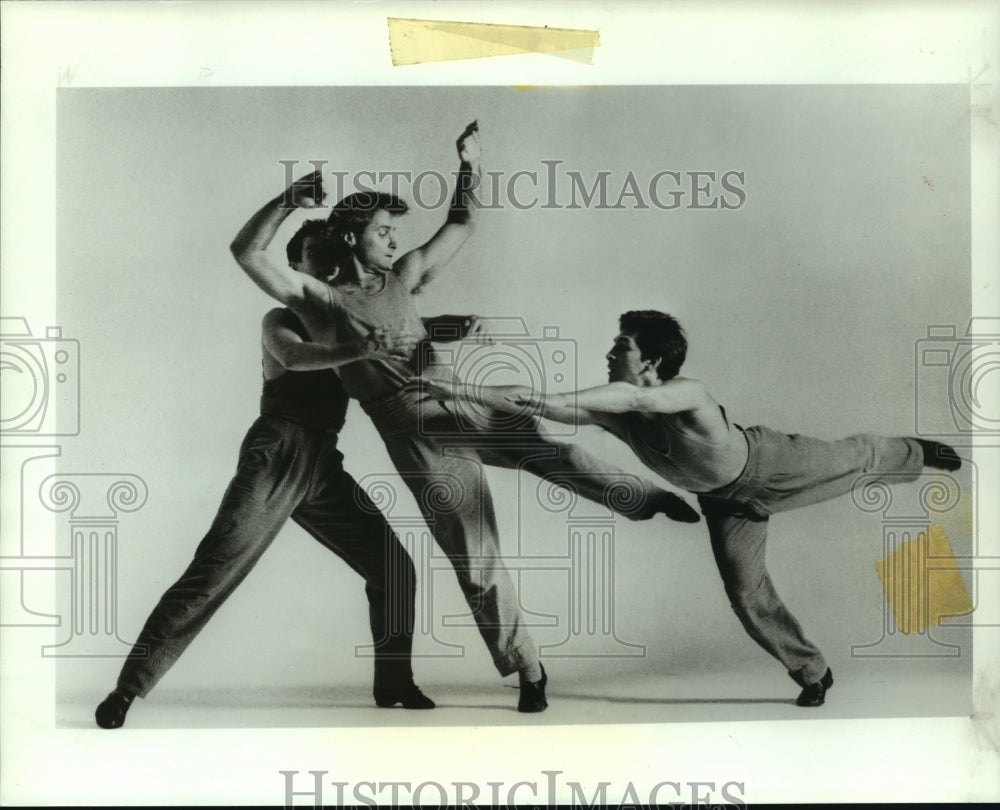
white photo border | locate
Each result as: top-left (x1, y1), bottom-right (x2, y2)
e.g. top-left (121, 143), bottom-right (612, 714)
top-left (2, 0), bottom-right (998, 805)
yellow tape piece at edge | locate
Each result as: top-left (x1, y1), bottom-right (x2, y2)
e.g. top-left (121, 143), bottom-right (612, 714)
top-left (874, 523), bottom-right (974, 635)
top-left (388, 18), bottom-right (600, 66)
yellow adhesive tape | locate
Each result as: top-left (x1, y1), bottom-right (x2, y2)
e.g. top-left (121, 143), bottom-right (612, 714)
top-left (874, 523), bottom-right (974, 634)
top-left (387, 18), bottom-right (600, 66)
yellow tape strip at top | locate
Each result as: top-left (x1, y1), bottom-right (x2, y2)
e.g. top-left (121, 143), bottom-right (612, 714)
top-left (387, 17), bottom-right (601, 66)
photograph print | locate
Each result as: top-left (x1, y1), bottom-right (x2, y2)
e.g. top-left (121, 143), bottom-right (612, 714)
top-left (43, 83), bottom-right (977, 731)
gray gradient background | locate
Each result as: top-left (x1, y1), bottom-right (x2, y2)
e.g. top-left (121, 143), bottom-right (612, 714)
top-left (55, 85), bottom-right (972, 719)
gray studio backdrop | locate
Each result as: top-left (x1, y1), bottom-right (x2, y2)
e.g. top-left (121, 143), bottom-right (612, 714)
top-left (53, 85), bottom-right (972, 717)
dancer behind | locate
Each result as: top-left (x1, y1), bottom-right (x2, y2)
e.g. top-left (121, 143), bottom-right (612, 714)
top-left (94, 218), bottom-right (432, 730)
top-left (232, 124), bottom-right (698, 713)
top-left (411, 309), bottom-right (961, 707)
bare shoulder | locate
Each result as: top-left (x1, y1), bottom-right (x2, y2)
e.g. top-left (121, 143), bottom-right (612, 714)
top-left (262, 307), bottom-right (290, 328)
top-left (670, 375), bottom-right (708, 392)
top-left (635, 376), bottom-right (711, 414)
top-left (298, 274), bottom-right (335, 305)
top-left (674, 381), bottom-right (732, 439)
top-left (264, 306), bottom-right (314, 336)
top-left (671, 377), bottom-right (725, 414)
top-left (284, 280), bottom-right (337, 326)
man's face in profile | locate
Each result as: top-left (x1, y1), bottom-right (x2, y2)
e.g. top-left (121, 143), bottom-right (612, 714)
top-left (351, 209), bottom-right (399, 272)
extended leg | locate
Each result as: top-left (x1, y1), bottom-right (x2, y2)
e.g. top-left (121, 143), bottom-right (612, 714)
top-left (750, 429), bottom-right (926, 515)
top-left (474, 420), bottom-right (699, 523)
top-left (700, 501), bottom-right (831, 703)
top-left (96, 419), bottom-right (311, 728)
top-left (382, 430), bottom-right (538, 677)
top-left (375, 422), bottom-right (546, 710)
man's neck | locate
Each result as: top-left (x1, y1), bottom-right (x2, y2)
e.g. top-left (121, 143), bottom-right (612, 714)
top-left (352, 256), bottom-right (384, 283)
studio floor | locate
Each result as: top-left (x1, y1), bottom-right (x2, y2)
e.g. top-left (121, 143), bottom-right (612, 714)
top-left (62, 658), bottom-right (972, 730)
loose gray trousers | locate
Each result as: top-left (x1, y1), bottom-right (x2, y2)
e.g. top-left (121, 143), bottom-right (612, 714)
top-left (697, 426), bottom-right (923, 686)
top-left (118, 416), bottom-right (416, 696)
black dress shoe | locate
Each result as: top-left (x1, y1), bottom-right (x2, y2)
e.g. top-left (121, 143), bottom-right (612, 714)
top-left (655, 492), bottom-right (701, 523)
top-left (912, 438), bottom-right (962, 471)
top-left (796, 668), bottom-right (834, 707)
top-left (373, 683), bottom-right (436, 709)
top-left (517, 664), bottom-right (548, 713)
top-left (630, 491), bottom-right (701, 523)
top-left (95, 688), bottom-right (135, 729)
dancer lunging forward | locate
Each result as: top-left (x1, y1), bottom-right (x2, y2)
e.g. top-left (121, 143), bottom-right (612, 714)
top-left (413, 309), bottom-right (961, 707)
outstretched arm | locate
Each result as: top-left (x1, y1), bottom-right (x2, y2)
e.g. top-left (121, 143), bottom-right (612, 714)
top-left (551, 379), bottom-right (708, 415)
top-left (263, 309), bottom-right (420, 371)
top-left (230, 170), bottom-right (331, 307)
top-left (407, 377), bottom-right (707, 423)
top-left (395, 121), bottom-right (481, 294)
top-left (405, 377), bottom-right (608, 427)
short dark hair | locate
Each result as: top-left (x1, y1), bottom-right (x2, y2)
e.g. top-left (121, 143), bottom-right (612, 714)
top-left (285, 219), bottom-right (331, 264)
top-left (327, 192), bottom-right (409, 243)
top-left (619, 310), bottom-right (687, 380)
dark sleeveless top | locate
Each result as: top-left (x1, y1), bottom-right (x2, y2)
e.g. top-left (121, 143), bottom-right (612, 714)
top-left (259, 309), bottom-right (349, 433)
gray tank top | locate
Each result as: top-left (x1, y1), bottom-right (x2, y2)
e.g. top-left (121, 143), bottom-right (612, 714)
top-left (325, 272), bottom-right (427, 405)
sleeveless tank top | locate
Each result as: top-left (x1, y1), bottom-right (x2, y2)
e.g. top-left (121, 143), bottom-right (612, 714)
top-left (325, 272), bottom-right (428, 405)
top-left (619, 405), bottom-right (748, 493)
top-left (259, 309), bottom-right (349, 432)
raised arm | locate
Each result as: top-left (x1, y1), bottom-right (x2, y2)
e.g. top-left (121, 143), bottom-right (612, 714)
top-left (263, 309), bottom-right (420, 372)
top-left (394, 121), bottom-right (481, 294)
top-left (230, 170), bottom-right (331, 307)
